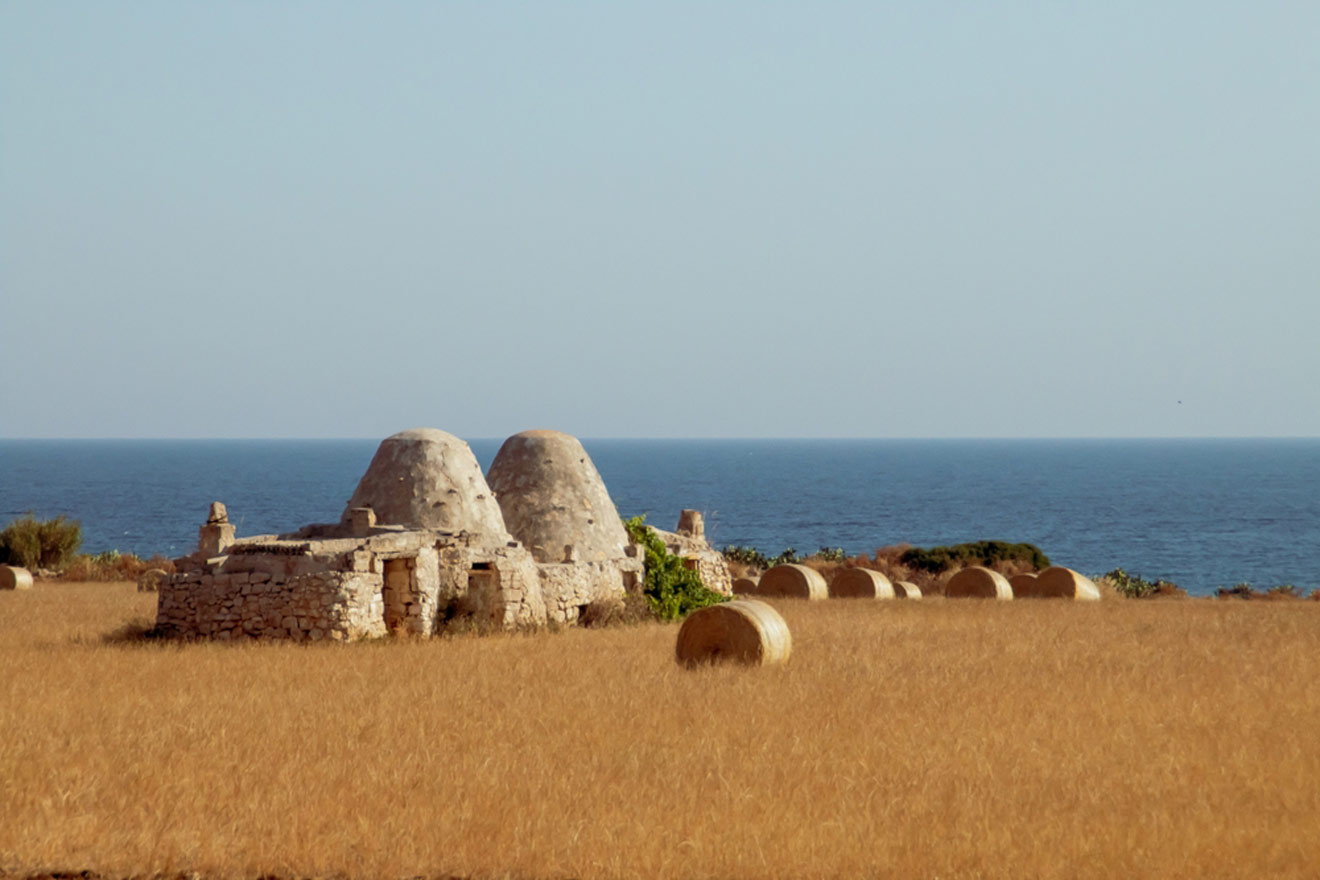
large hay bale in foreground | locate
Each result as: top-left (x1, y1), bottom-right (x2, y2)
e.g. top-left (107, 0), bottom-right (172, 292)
top-left (136, 568), bottom-right (169, 593)
top-left (1035, 566), bottom-right (1102, 601)
top-left (945, 566), bottom-right (1013, 600)
top-left (731, 576), bottom-right (759, 595)
top-left (828, 568), bottom-right (895, 599)
top-left (675, 600), bottom-right (792, 667)
top-left (1009, 572), bottom-right (1041, 597)
top-left (753, 564), bottom-right (827, 600)
top-left (0, 566), bottom-right (34, 590)
top-left (894, 580), bottom-right (922, 599)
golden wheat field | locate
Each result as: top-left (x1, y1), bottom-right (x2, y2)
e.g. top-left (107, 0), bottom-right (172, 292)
top-left (2, 582), bottom-right (1319, 880)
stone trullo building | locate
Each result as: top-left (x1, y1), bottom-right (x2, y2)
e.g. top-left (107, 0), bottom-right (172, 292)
top-left (155, 428), bottom-right (731, 641)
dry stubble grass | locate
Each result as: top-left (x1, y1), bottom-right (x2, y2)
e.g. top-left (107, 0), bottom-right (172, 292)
top-left (2, 583), bottom-right (1319, 879)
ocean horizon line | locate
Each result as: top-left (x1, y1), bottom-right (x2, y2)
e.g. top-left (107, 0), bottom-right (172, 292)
top-left (4, 435), bottom-right (1319, 443)
top-left (4, 434), bottom-right (1317, 592)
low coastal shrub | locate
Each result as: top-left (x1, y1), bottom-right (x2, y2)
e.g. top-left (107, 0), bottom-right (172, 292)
top-left (722, 545), bottom-right (769, 570)
top-left (1213, 582), bottom-right (1307, 601)
top-left (1102, 568), bottom-right (1155, 599)
top-left (863, 545), bottom-right (925, 590)
top-left (722, 545), bottom-right (849, 584)
top-left (0, 513), bottom-right (83, 570)
top-left (705, 543), bottom-right (925, 598)
top-left (61, 550), bottom-right (176, 582)
top-left (0, 513), bottom-right (177, 582)
top-left (1101, 568), bottom-right (1187, 599)
top-left (623, 515), bottom-right (727, 621)
top-left (899, 541), bottom-right (1050, 574)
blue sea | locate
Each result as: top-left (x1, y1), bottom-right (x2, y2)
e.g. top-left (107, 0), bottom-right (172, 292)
top-left (2, 438), bottom-right (1318, 596)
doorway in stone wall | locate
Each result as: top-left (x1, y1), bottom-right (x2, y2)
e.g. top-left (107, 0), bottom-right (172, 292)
top-left (382, 558), bottom-right (411, 632)
top-left (467, 562), bottom-right (499, 623)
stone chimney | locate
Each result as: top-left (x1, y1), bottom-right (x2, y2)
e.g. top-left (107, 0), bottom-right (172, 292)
top-left (198, 502), bottom-right (236, 558)
top-left (350, 506), bottom-right (377, 536)
top-left (676, 509), bottom-right (705, 540)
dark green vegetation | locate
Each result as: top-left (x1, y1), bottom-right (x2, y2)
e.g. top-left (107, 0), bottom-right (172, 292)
top-left (622, 515), bottom-right (727, 620)
top-left (721, 545), bottom-right (770, 568)
top-left (898, 540), bottom-right (1050, 574)
top-left (722, 545), bottom-right (846, 569)
top-left (1213, 582), bottom-right (1317, 601)
top-left (0, 513), bottom-right (83, 570)
top-left (0, 513), bottom-right (173, 581)
top-left (1103, 568), bottom-right (1187, 599)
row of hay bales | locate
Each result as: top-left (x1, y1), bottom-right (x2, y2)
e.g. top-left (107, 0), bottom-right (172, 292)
top-left (734, 563), bottom-right (1100, 601)
top-left (675, 565), bottom-right (1103, 669)
top-left (733, 564), bottom-right (923, 600)
top-left (953, 566), bottom-right (1101, 600)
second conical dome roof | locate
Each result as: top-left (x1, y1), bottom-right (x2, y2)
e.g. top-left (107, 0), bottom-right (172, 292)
top-left (486, 430), bottom-right (629, 563)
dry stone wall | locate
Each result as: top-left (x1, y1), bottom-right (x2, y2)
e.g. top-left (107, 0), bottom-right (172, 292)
top-left (496, 553), bottom-right (548, 627)
top-left (537, 555), bottom-right (644, 623)
top-left (157, 526), bottom-right (559, 640)
top-left (651, 525), bottom-right (733, 595)
top-left (430, 541), bottom-right (549, 629)
top-left (157, 569), bottom-right (385, 641)
top-left (380, 548), bottom-right (442, 635)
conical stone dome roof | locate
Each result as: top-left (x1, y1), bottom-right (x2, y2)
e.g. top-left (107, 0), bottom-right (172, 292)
top-left (486, 429), bottom-right (629, 563)
top-left (342, 428), bottom-right (511, 538)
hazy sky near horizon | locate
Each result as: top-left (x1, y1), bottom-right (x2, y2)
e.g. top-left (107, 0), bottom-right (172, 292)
top-left (3, 2), bottom-right (1317, 439)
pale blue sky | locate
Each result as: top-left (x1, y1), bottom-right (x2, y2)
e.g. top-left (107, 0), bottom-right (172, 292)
top-left (3, 2), bottom-right (1317, 438)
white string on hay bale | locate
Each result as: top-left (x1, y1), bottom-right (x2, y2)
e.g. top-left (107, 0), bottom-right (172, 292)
top-left (894, 580), bottom-right (922, 599)
top-left (1009, 572), bottom-right (1041, 598)
top-left (136, 568), bottom-right (169, 593)
top-left (0, 565), bottom-right (34, 591)
top-left (945, 566), bottom-right (1013, 599)
top-left (752, 564), bottom-right (827, 600)
top-left (732, 576), bottom-right (760, 595)
top-left (828, 568), bottom-right (895, 599)
top-left (1035, 566), bottom-right (1102, 601)
top-left (675, 600), bottom-right (792, 667)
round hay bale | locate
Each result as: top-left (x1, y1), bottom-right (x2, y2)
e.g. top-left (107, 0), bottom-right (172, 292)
top-left (731, 576), bottom-right (759, 595)
top-left (0, 565), bottom-right (34, 591)
top-left (753, 564), bottom-right (827, 600)
top-left (828, 568), bottom-right (895, 599)
top-left (945, 566), bottom-right (1013, 600)
top-left (894, 580), bottom-right (922, 599)
top-left (1035, 566), bottom-right (1102, 601)
top-left (675, 600), bottom-right (791, 667)
top-left (136, 568), bottom-right (169, 593)
top-left (1008, 572), bottom-right (1042, 598)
